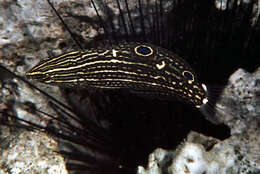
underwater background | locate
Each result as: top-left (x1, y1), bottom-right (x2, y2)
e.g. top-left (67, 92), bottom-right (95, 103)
top-left (0, 0), bottom-right (259, 173)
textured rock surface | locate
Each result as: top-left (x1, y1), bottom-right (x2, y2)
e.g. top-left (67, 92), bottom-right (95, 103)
top-left (0, 126), bottom-right (67, 174)
top-left (138, 68), bottom-right (260, 174)
top-left (214, 68), bottom-right (260, 134)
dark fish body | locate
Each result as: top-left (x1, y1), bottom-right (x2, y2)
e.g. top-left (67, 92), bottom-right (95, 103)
top-left (26, 41), bottom-right (208, 108)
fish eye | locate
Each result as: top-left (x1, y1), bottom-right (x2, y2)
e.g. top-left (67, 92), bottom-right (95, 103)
top-left (182, 71), bottom-right (194, 82)
top-left (134, 45), bottom-right (153, 56)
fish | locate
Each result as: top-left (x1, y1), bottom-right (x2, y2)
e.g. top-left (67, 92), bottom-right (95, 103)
top-left (26, 41), bottom-right (209, 109)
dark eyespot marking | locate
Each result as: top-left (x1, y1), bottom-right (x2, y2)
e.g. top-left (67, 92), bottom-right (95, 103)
top-left (182, 71), bottom-right (194, 83)
top-left (134, 45), bottom-right (153, 56)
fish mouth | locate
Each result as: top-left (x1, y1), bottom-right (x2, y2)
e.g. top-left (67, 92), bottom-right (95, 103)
top-left (25, 71), bottom-right (49, 82)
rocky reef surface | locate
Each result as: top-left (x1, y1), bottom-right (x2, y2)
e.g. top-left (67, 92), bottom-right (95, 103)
top-left (0, 126), bottom-right (67, 174)
top-left (0, 0), bottom-right (259, 173)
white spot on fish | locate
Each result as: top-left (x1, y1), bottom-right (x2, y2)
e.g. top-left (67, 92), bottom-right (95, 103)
top-left (202, 83), bottom-right (207, 92)
top-left (203, 98), bottom-right (208, 104)
top-left (156, 61), bottom-right (166, 70)
top-left (112, 49), bottom-right (118, 57)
